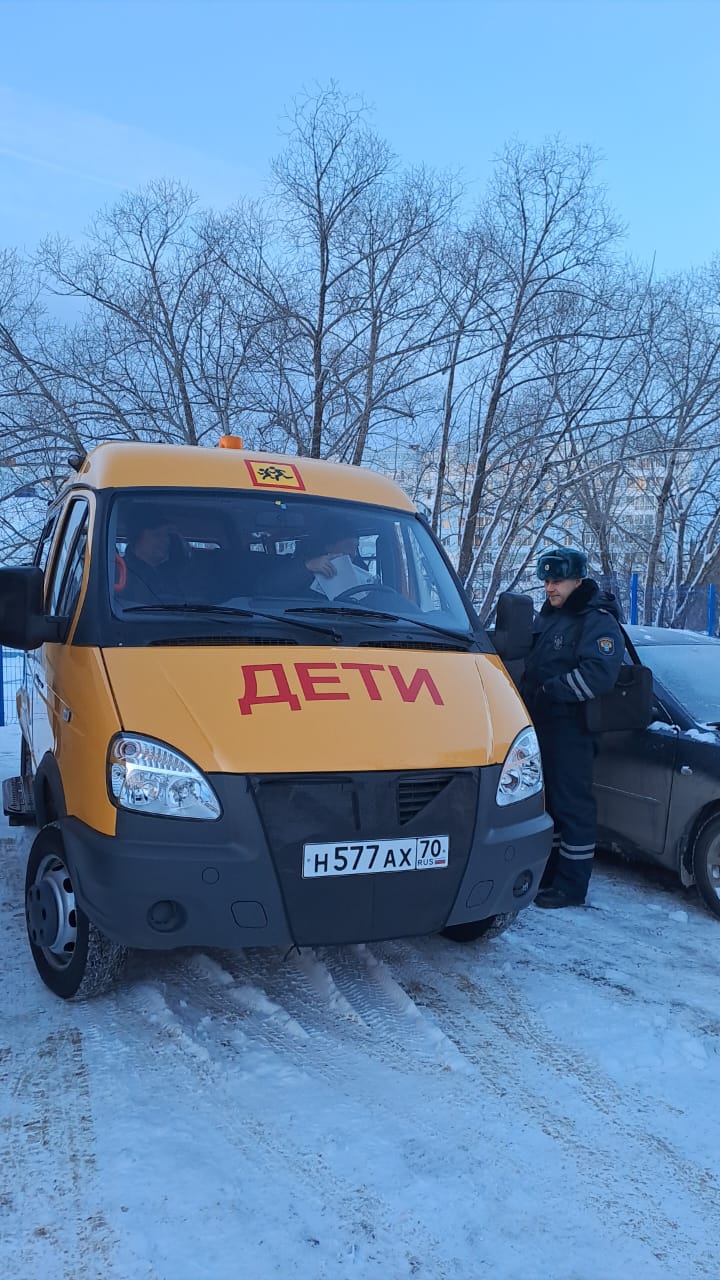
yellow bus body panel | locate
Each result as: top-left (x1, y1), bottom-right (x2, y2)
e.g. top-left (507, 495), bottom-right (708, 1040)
top-left (66, 443), bottom-right (415, 510)
top-left (40, 645), bottom-right (122, 835)
top-left (101, 647), bottom-right (527, 774)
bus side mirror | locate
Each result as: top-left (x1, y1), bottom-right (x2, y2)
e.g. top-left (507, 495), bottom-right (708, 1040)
top-left (0, 566), bottom-right (59, 650)
top-left (492, 591), bottom-right (534, 661)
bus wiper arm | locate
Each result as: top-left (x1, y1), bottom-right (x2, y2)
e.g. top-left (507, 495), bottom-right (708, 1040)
top-left (122, 604), bottom-right (257, 616)
top-left (287, 605), bottom-right (400, 621)
top-left (286, 606), bottom-right (475, 645)
top-left (120, 603), bottom-right (341, 640)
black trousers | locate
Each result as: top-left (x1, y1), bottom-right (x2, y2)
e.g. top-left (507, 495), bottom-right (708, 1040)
top-left (536, 720), bottom-right (596, 899)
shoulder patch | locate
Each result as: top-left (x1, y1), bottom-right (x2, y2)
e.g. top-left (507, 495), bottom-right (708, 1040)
top-left (598, 636), bottom-right (615, 655)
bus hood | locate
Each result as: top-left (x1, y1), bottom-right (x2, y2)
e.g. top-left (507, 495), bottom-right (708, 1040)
top-left (101, 646), bottom-right (530, 774)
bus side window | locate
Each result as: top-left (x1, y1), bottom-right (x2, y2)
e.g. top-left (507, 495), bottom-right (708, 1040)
top-left (46, 500), bottom-right (90, 622)
top-left (34, 514), bottom-right (59, 574)
top-left (55, 521), bottom-right (89, 625)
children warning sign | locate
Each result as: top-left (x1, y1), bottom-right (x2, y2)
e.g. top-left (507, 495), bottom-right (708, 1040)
top-left (244, 460), bottom-right (306, 491)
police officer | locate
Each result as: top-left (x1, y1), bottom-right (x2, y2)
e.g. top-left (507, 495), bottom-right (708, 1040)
top-left (521, 546), bottom-right (625, 908)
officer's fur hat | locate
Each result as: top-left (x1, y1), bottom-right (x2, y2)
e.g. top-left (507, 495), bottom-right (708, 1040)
top-left (536, 546), bottom-right (588, 581)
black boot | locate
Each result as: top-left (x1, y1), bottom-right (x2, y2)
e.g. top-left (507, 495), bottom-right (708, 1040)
top-left (534, 887), bottom-right (586, 909)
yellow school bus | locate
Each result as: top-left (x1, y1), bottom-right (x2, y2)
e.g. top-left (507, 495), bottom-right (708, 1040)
top-left (0, 439), bottom-right (551, 998)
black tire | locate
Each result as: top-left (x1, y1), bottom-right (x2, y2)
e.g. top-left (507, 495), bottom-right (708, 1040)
top-left (442, 911), bottom-right (518, 944)
top-left (692, 816), bottom-right (720, 920)
top-left (25, 825), bottom-right (129, 999)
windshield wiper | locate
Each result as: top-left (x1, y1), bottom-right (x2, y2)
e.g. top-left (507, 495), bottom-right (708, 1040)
top-left (286, 605), bottom-right (476, 647)
top-left (119, 603), bottom-right (341, 640)
top-left (122, 604), bottom-right (257, 616)
top-left (288, 605), bottom-right (400, 621)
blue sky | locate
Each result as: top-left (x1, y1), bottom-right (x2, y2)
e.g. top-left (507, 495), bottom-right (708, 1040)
top-left (0, 0), bottom-right (718, 272)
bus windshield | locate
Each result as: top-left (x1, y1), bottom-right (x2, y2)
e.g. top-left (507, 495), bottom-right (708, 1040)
top-left (107, 489), bottom-right (474, 638)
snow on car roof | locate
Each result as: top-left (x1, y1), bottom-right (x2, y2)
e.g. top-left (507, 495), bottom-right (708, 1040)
top-left (626, 625), bottom-right (720, 646)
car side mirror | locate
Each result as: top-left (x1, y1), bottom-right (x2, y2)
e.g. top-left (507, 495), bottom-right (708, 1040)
top-left (492, 591), bottom-right (534, 661)
top-left (650, 699), bottom-right (674, 726)
top-left (0, 566), bottom-right (61, 650)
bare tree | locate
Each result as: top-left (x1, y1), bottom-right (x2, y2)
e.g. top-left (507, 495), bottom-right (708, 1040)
top-left (630, 269), bottom-right (720, 622)
top-left (1, 91), bottom-right (720, 623)
top-left (35, 181), bottom-right (269, 449)
top-left (452, 140), bottom-right (623, 587)
top-left (270, 85), bottom-right (394, 456)
top-left (0, 251), bottom-right (88, 557)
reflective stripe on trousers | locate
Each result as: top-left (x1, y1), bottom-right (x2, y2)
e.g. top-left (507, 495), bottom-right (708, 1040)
top-left (536, 721), bottom-right (596, 897)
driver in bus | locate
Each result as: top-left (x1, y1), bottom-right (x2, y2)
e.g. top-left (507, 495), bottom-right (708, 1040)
top-left (303, 518), bottom-right (375, 599)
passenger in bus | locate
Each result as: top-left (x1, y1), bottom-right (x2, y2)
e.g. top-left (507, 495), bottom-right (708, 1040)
top-left (120, 506), bottom-right (190, 605)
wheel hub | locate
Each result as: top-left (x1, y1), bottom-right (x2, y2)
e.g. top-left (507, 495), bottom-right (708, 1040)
top-left (26, 857), bottom-right (78, 964)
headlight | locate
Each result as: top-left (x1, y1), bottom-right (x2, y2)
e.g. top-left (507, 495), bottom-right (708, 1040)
top-left (108, 735), bottom-right (222, 820)
top-left (496, 727), bottom-right (543, 806)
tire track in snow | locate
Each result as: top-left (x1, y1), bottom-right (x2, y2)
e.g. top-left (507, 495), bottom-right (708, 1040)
top-left (376, 936), bottom-right (718, 1277)
top-left (460, 967), bottom-right (719, 1194)
top-left (128, 939), bottom-right (688, 1277)
top-left (508, 894), bottom-right (719, 1034)
top-left (502, 941), bottom-right (718, 1090)
top-left (124, 966), bottom-right (468, 1280)
top-left (0, 837), bottom-right (121, 1278)
top-left (0, 1028), bottom-right (118, 1279)
top-left (2, 824), bottom-right (716, 1278)
top-left (0, 832), bottom-right (31, 944)
top-left (299, 942), bottom-right (467, 1069)
top-left (129, 941), bottom-right (464, 1079)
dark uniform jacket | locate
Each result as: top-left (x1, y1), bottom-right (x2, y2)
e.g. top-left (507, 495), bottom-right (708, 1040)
top-left (521, 578), bottom-right (625, 729)
top-left (122, 548), bottom-right (189, 606)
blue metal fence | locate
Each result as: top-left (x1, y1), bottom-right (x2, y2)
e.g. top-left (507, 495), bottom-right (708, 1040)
top-left (609, 574), bottom-right (720, 634)
top-left (0, 649), bottom-right (25, 726)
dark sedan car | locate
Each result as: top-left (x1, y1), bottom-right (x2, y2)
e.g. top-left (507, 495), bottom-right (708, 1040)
top-left (593, 625), bottom-right (720, 918)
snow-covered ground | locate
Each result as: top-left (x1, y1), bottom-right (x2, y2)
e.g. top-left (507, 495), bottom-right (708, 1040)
top-left (0, 721), bottom-right (718, 1280)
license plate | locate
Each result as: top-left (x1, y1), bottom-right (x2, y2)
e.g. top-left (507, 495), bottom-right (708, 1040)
top-left (302, 835), bottom-right (449, 879)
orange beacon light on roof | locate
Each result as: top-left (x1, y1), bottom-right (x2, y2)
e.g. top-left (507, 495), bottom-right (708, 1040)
top-left (218, 435), bottom-right (243, 450)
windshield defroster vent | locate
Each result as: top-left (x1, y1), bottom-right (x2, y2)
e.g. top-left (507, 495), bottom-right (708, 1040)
top-left (359, 639), bottom-right (468, 652)
top-left (148, 636), bottom-right (299, 647)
